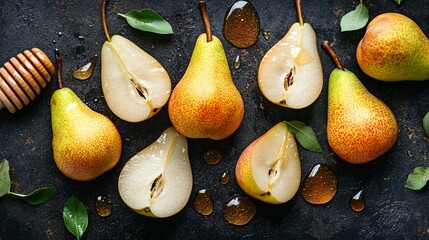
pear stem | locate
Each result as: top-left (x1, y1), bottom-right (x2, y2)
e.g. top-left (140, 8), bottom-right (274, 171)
top-left (295, 0), bottom-right (304, 26)
top-left (54, 49), bottom-right (63, 89)
top-left (322, 41), bottom-right (345, 71)
top-left (101, 0), bottom-right (111, 42)
top-left (199, 0), bottom-right (212, 42)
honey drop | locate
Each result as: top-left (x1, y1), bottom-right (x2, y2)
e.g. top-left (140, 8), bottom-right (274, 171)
top-left (193, 189), bottom-right (214, 216)
top-left (203, 149), bottom-right (222, 165)
top-left (349, 190), bottom-right (365, 212)
top-left (263, 31), bottom-right (270, 40)
top-left (223, 195), bottom-right (256, 226)
top-left (95, 196), bottom-right (113, 217)
top-left (223, 1), bottom-right (260, 48)
top-left (301, 163), bottom-right (337, 204)
top-left (220, 169), bottom-right (230, 185)
top-left (233, 55), bottom-right (241, 69)
top-left (73, 55), bottom-right (97, 80)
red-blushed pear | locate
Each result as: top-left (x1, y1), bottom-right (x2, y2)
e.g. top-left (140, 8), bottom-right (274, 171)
top-left (100, 0), bottom-right (171, 122)
top-left (118, 127), bottom-right (192, 218)
top-left (235, 122), bottom-right (301, 204)
top-left (357, 13), bottom-right (429, 81)
top-left (258, 0), bottom-right (323, 109)
top-left (322, 41), bottom-right (398, 164)
top-left (168, 0), bottom-right (244, 140)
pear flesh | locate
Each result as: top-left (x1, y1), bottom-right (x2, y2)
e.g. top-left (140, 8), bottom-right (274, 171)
top-left (235, 122), bottom-right (301, 204)
top-left (118, 127), bottom-right (192, 218)
top-left (51, 88), bottom-right (122, 181)
top-left (101, 35), bottom-right (171, 122)
top-left (168, 34), bottom-right (244, 140)
top-left (357, 13), bottom-right (429, 81)
top-left (259, 23), bottom-right (323, 109)
top-left (327, 69), bottom-right (398, 164)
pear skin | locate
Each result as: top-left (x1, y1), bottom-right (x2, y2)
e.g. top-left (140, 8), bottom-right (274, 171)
top-left (51, 88), bottom-right (122, 181)
top-left (357, 13), bottom-right (429, 81)
top-left (327, 69), bottom-right (398, 164)
top-left (168, 34), bottom-right (244, 140)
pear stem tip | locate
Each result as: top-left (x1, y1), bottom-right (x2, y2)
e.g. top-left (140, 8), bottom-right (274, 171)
top-left (101, 0), bottom-right (111, 42)
top-left (54, 49), bottom-right (63, 89)
top-left (199, 0), bottom-right (213, 42)
top-left (295, 0), bottom-right (304, 26)
top-left (322, 41), bottom-right (345, 71)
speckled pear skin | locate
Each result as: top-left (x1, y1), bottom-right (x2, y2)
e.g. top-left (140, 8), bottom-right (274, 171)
top-left (168, 34), bottom-right (244, 140)
top-left (327, 69), bottom-right (398, 164)
top-left (357, 13), bottom-right (429, 81)
top-left (51, 88), bottom-right (122, 181)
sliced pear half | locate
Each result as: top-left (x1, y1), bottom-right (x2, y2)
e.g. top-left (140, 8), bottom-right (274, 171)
top-left (118, 127), bottom-right (192, 218)
top-left (235, 122), bottom-right (301, 204)
top-left (101, 35), bottom-right (171, 122)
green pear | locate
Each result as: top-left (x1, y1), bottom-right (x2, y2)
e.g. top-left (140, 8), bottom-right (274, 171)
top-left (323, 42), bottom-right (398, 164)
top-left (51, 51), bottom-right (122, 181)
top-left (168, 2), bottom-right (244, 140)
top-left (357, 13), bottom-right (429, 81)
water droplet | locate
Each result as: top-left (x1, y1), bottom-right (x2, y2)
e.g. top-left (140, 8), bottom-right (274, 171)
top-left (72, 55), bottom-right (97, 80)
top-left (301, 163), bottom-right (337, 204)
top-left (223, 1), bottom-right (260, 48)
top-left (349, 190), bottom-right (365, 212)
top-left (52, 39), bottom-right (57, 44)
top-left (95, 196), bottom-right (112, 217)
top-left (193, 189), bottom-right (214, 216)
top-left (220, 169), bottom-right (230, 185)
top-left (223, 195), bottom-right (256, 226)
top-left (58, 32), bottom-right (63, 37)
top-left (203, 149), bottom-right (222, 165)
top-left (263, 31), bottom-right (270, 40)
top-left (233, 55), bottom-right (241, 69)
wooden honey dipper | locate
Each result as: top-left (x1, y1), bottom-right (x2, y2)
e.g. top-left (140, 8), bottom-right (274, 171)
top-left (0, 48), bottom-right (54, 113)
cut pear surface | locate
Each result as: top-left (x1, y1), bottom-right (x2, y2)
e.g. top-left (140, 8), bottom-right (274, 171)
top-left (236, 122), bottom-right (301, 204)
top-left (101, 35), bottom-right (171, 122)
top-left (118, 127), bottom-right (192, 218)
top-left (258, 23), bottom-right (323, 109)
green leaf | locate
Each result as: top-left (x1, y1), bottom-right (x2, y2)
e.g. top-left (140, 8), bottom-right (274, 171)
top-left (0, 159), bottom-right (11, 197)
top-left (340, 0), bottom-right (369, 32)
top-left (423, 112), bottom-right (429, 137)
top-left (394, 0), bottom-right (403, 4)
top-left (118, 9), bottom-right (173, 34)
top-left (8, 187), bottom-right (56, 205)
top-left (405, 166), bottom-right (429, 190)
top-left (285, 121), bottom-right (322, 153)
top-left (63, 196), bottom-right (88, 240)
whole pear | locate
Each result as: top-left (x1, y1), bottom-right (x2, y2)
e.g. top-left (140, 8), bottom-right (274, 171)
top-left (323, 42), bottom-right (398, 164)
top-left (168, 34), bottom-right (244, 140)
top-left (356, 13), bottom-right (429, 81)
top-left (51, 51), bottom-right (121, 181)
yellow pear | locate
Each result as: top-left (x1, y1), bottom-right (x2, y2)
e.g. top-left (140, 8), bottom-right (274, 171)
top-left (323, 42), bottom-right (398, 164)
top-left (357, 13), bottom-right (429, 81)
top-left (168, 2), bottom-right (244, 140)
top-left (235, 122), bottom-right (301, 204)
top-left (51, 50), bottom-right (121, 181)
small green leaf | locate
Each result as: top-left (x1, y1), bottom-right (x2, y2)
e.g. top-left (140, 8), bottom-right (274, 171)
top-left (0, 159), bottom-right (11, 197)
top-left (118, 9), bottom-right (173, 34)
top-left (394, 0), bottom-right (403, 5)
top-left (423, 112), bottom-right (429, 137)
top-left (285, 121), bottom-right (322, 153)
top-left (63, 196), bottom-right (88, 240)
top-left (340, 0), bottom-right (369, 32)
top-left (405, 166), bottom-right (429, 190)
top-left (8, 187), bottom-right (56, 205)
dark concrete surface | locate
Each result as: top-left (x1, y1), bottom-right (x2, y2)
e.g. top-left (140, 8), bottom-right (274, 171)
top-left (0, 0), bottom-right (428, 239)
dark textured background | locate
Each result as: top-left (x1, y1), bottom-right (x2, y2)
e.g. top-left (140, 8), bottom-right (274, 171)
top-left (1, 0), bottom-right (428, 239)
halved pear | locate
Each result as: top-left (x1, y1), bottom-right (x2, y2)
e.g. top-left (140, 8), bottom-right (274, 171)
top-left (118, 127), bottom-right (192, 218)
top-left (258, 1), bottom-right (323, 109)
top-left (101, 35), bottom-right (171, 122)
top-left (235, 122), bottom-right (301, 204)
